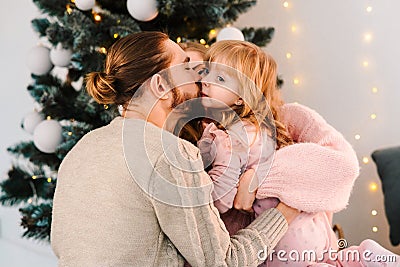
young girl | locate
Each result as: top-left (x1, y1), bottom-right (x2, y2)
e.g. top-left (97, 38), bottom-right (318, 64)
top-left (198, 40), bottom-right (399, 266)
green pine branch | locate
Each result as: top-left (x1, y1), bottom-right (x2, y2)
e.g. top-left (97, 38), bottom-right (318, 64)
top-left (20, 203), bottom-right (52, 241)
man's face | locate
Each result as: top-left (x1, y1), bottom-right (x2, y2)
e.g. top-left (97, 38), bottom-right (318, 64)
top-left (163, 40), bottom-right (202, 108)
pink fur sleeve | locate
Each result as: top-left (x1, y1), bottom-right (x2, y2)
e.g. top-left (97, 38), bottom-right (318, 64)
top-left (256, 103), bottom-right (360, 212)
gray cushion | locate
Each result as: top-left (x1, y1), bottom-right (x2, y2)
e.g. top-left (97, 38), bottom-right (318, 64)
top-left (371, 146), bottom-right (400, 246)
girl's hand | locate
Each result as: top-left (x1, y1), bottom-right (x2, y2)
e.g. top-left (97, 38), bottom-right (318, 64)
top-left (233, 169), bottom-right (258, 212)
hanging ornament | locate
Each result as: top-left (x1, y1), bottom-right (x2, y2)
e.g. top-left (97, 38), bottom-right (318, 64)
top-left (27, 45), bottom-right (53, 75)
top-left (22, 111), bottom-right (44, 134)
top-left (50, 44), bottom-right (73, 67)
top-left (216, 26), bottom-right (245, 42)
top-left (33, 120), bottom-right (63, 153)
top-left (126, 0), bottom-right (158, 21)
top-left (74, 0), bottom-right (96, 11)
top-left (71, 77), bottom-right (84, 91)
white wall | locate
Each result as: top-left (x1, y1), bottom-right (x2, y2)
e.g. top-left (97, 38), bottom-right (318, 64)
top-left (236, 0), bottom-right (400, 254)
top-left (0, 1), bottom-right (399, 266)
top-left (0, 0), bottom-right (57, 266)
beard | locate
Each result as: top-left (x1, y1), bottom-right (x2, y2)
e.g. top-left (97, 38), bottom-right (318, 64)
top-left (170, 82), bottom-right (202, 109)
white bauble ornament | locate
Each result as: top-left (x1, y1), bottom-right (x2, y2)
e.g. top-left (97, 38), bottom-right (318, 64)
top-left (75, 0), bottom-right (96, 11)
top-left (126, 0), bottom-right (158, 21)
top-left (27, 46), bottom-right (53, 75)
top-left (23, 111), bottom-right (44, 134)
top-left (33, 120), bottom-right (63, 153)
top-left (216, 27), bottom-right (245, 42)
top-left (50, 44), bottom-right (73, 67)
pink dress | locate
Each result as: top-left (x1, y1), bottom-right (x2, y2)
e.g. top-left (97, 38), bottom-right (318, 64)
top-left (198, 103), bottom-right (399, 266)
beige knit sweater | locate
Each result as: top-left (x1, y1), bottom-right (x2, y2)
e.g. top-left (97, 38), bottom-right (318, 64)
top-left (51, 117), bottom-right (287, 267)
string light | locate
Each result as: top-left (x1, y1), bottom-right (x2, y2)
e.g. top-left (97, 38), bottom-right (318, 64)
top-left (70, 0), bottom-right (75, 3)
top-left (28, 198), bottom-right (33, 204)
top-left (99, 47), bottom-right (107, 54)
top-left (209, 29), bottom-right (217, 37)
top-left (94, 13), bottom-right (102, 22)
top-left (366, 6), bottom-right (373, 13)
top-left (66, 4), bottom-right (73, 14)
top-left (176, 37), bottom-right (182, 43)
top-left (364, 33), bottom-right (372, 42)
top-left (369, 182), bottom-right (378, 192)
top-left (113, 33), bottom-right (119, 39)
top-left (104, 104), bottom-right (109, 109)
top-left (291, 25), bottom-right (297, 32)
top-left (46, 116), bottom-right (51, 120)
top-left (362, 157), bottom-right (369, 164)
top-left (286, 52), bottom-right (292, 59)
top-left (370, 113), bottom-right (377, 120)
top-left (205, 45), bottom-right (209, 48)
top-left (47, 178), bottom-right (52, 183)
top-left (283, 1), bottom-right (289, 8)
top-left (293, 78), bottom-right (300, 85)
top-left (68, 132), bottom-right (73, 136)
top-left (363, 61), bottom-right (369, 67)
top-left (32, 175), bottom-right (37, 179)
top-left (372, 87), bottom-right (378, 93)
top-left (372, 226), bottom-right (378, 232)
top-left (200, 39), bottom-right (206, 45)
top-left (371, 210), bottom-right (378, 216)
top-left (354, 134), bottom-right (361, 140)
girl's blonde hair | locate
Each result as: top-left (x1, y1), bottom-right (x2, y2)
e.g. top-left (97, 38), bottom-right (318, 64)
top-left (205, 40), bottom-right (293, 149)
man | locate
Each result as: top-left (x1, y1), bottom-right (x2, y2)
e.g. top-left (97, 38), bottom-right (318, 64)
top-left (51, 31), bottom-right (299, 266)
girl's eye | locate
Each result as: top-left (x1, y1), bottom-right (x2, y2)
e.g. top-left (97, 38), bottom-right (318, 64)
top-left (217, 76), bottom-right (225, 82)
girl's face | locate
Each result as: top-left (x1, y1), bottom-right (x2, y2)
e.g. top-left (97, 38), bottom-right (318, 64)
top-left (200, 63), bottom-right (241, 109)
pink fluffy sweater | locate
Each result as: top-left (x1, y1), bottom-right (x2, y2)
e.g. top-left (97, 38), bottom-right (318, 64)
top-left (199, 103), bottom-right (360, 214)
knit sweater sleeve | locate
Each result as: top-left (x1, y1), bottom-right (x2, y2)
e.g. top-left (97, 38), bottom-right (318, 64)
top-left (256, 103), bottom-right (360, 213)
top-left (150, 141), bottom-right (287, 267)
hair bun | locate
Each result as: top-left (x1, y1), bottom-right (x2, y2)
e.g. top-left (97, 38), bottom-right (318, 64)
top-left (85, 72), bottom-right (117, 104)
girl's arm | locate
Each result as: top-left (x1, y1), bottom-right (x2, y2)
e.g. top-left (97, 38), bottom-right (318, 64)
top-left (256, 103), bottom-right (360, 213)
top-left (197, 123), bottom-right (242, 213)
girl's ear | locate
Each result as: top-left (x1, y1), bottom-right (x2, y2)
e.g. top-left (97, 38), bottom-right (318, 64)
top-left (149, 74), bottom-right (169, 100)
top-left (235, 98), bottom-right (244, 106)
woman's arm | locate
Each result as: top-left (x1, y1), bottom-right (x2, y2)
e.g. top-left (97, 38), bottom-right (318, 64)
top-left (256, 103), bottom-right (360, 213)
top-left (150, 150), bottom-right (289, 266)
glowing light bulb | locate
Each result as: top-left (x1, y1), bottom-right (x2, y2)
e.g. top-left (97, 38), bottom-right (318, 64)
top-left (68, 132), bottom-right (73, 136)
top-left (366, 6), bottom-right (372, 13)
top-left (364, 33), bottom-right (372, 42)
top-left (94, 14), bottom-right (102, 22)
top-left (371, 210), bottom-right (378, 216)
top-left (283, 1), bottom-right (289, 8)
top-left (293, 78), bottom-right (300, 85)
top-left (209, 29), bottom-right (216, 35)
top-left (32, 175), bottom-right (37, 179)
top-left (362, 157), bottom-right (369, 164)
top-left (369, 182), bottom-right (378, 192)
top-left (28, 198), bottom-right (33, 204)
top-left (176, 37), bottom-right (182, 43)
top-left (200, 39), bottom-right (206, 45)
top-left (99, 47), bottom-right (107, 54)
top-left (66, 4), bottom-right (73, 14)
top-left (47, 178), bottom-right (52, 183)
top-left (355, 134), bottom-right (361, 140)
top-left (372, 226), bottom-right (378, 232)
top-left (370, 113), bottom-right (377, 120)
top-left (113, 33), bottom-right (119, 39)
top-left (286, 52), bottom-right (292, 59)
top-left (205, 45), bottom-right (209, 48)
top-left (291, 25), bottom-right (297, 32)
top-left (372, 87), bottom-right (378, 93)
top-left (46, 116), bottom-right (51, 120)
top-left (363, 61), bottom-right (369, 67)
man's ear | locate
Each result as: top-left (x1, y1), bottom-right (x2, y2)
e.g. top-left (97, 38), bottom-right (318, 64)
top-left (149, 74), bottom-right (169, 100)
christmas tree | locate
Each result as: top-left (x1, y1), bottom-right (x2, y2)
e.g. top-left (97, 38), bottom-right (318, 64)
top-left (0, 0), bottom-right (275, 241)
